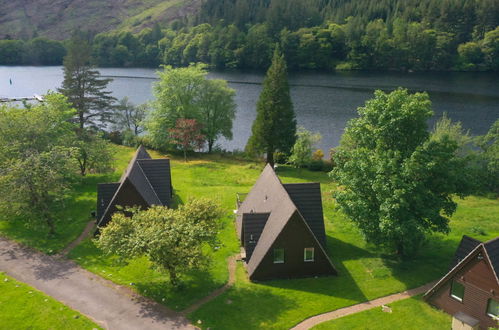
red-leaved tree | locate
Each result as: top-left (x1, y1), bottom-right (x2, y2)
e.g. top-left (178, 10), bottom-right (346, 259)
top-left (169, 118), bottom-right (205, 161)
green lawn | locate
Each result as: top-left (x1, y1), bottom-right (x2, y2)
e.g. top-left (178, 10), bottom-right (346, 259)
top-left (312, 295), bottom-right (451, 330)
top-left (0, 272), bottom-right (100, 329)
top-left (2, 145), bottom-right (498, 328)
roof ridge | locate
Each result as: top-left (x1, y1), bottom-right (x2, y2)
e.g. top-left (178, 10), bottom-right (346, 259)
top-left (484, 236), bottom-right (499, 244)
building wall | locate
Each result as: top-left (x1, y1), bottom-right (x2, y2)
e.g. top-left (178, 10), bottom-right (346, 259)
top-left (249, 213), bottom-right (336, 281)
top-left (427, 254), bottom-right (499, 329)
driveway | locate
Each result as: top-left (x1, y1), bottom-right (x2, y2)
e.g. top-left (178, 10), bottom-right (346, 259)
top-left (0, 236), bottom-right (195, 330)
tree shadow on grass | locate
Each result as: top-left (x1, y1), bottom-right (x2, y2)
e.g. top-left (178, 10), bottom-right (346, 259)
top-left (190, 285), bottom-right (297, 329)
top-left (383, 235), bottom-right (461, 289)
top-left (258, 235), bottom-right (370, 302)
top-left (134, 267), bottom-right (225, 311)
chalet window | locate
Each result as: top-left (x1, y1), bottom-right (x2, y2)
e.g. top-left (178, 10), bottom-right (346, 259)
top-left (450, 280), bottom-right (465, 302)
top-left (273, 248), bottom-right (284, 264)
top-left (304, 247), bottom-right (315, 262)
top-left (487, 299), bottom-right (499, 319)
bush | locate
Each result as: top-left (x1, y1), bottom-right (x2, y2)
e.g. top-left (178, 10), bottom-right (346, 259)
top-left (308, 159), bottom-right (324, 171)
top-left (104, 130), bottom-right (123, 145)
top-left (274, 151), bottom-right (288, 164)
top-left (312, 149), bottom-right (324, 161)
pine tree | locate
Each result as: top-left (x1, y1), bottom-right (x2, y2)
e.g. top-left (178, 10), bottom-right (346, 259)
top-left (245, 48), bottom-right (296, 166)
top-left (58, 32), bottom-right (116, 129)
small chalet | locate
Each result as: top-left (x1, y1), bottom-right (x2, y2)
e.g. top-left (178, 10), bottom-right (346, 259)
top-left (96, 145), bottom-right (173, 229)
top-left (235, 164), bottom-right (337, 281)
top-left (424, 235), bottom-right (499, 329)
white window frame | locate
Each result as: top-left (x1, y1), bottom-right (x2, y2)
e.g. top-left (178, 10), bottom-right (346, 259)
top-left (450, 280), bottom-right (464, 302)
top-left (273, 248), bottom-right (284, 264)
top-left (304, 247), bottom-right (315, 262)
top-left (486, 299), bottom-right (499, 320)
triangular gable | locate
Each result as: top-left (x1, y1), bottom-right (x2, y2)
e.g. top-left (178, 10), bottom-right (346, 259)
top-left (238, 164), bottom-right (337, 277)
top-left (250, 210), bottom-right (337, 279)
top-left (424, 242), bottom-right (499, 300)
top-left (97, 146), bottom-right (171, 228)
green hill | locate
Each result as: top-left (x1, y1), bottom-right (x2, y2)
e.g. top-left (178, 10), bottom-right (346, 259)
top-left (0, 0), bottom-right (200, 40)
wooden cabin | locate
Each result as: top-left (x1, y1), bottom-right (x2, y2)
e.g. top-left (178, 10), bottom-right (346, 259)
top-left (96, 146), bottom-right (172, 230)
top-left (235, 164), bottom-right (337, 281)
top-left (424, 235), bottom-right (499, 329)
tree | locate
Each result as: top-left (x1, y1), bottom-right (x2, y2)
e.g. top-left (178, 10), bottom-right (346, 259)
top-left (169, 119), bottom-right (205, 162)
top-left (0, 148), bottom-right (77, 236)
top-left (72, 130), bottom-right (115, 176)
top-left (58, 33), bottom-right (116, 129)
top-left (288, 127), bottom-right (321, 168)
top-left (331, 89), bottom-right (473, 256)
top-left (476, 119), bottom-right (499, 194)
top-left (245, 48), bottom-right (297, 166)
top-left (95, 199), bottom-right (222, 286)
top-left (112, 97), bottom-right (147, 136)
top-left (0, 94), bottom-right (78, 236)
top-left (482, 26), bottom-right (499, 70)
top-left (147, 64), bottom-right (236, 151)
top-left (199, 79), bottom-right (236, 152)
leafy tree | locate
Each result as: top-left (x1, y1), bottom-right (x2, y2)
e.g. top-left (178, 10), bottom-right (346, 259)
top-left (246, 48), bottom-right (296, 166)
top-left (27, 38), bottom-right (66, 65)
top-left (458, 42), bottom-right (484, 69)
top-left (0, 94), bottom-right (78, 236)
top-left (169, 119), bottom-right (205, 162)
top-left (112, 97), bottom-right (146, 136)
top-left (72, 130), bottom-right (115, 176)
top-left (0, 148), bottom-right (77, 236)
top-left (199, 79), bottom-right (237, 152)
top-left (147, 64), bottom-right (236, 151)
top-left (95, 199), bottom-right (223, 286)
top-left (482, 26), bottom-right (499, 70)
top-left (476, 119), bottom-right (499, 194)
top-left (331, 89), bottom-right (473, 256)
top-left (0, 40), bottom-right (25, 65)
top-left (288, 127), bottom-right (321, 168)
top-left (58, 33), bottom-right (116, 129)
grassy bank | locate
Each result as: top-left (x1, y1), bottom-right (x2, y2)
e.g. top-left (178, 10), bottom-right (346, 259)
top-left (312, 295), bottom-right (451, 330)
top-left (0, 272), bottom-right (101, 329)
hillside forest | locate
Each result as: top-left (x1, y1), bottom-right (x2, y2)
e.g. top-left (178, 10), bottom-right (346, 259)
top-left (0, 0), bottom-right (498, 71)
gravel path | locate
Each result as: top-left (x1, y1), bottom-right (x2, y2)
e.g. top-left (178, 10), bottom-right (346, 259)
top-left (290, 281), bottom-right (436, 330)
top-left (0, 236), bottom-right (195, 330)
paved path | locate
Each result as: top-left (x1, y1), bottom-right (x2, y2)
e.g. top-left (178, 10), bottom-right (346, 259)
top-left (291, 281), bottom-right (436, 330)
top-left (0, 236), bottom-right (195, 330)
top-left (58, 220), bottom-right (96, 257)
top-left (182, 255), bottom-right (238, 314)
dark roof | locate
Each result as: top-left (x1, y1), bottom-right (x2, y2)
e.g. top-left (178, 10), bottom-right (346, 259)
top-left (138, 159), bottom-right (172, 206)
top-left (96, 146), bottom-right (172, 228)
top-left (242, 213), bottom-right (270, 261)
top-left (450, 235), bottom-right (481, 269)
top-left (236, 164), bottom-right (336, 277)
top-left (283, 183), bottom-right (326, 247)
top-left (96, 183), bottom-right (120, 219)
top-left (424, 235), bottom-right (499, 300)
top-left (484, 237), bottom-right (499, 280)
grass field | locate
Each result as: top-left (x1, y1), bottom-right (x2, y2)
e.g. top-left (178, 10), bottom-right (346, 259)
top-left (0, 272), bottom-right (100, 329)
top-left (312, 295), bottom-right (451, 330)
top-left (1, 145), bottom-right (498, 328)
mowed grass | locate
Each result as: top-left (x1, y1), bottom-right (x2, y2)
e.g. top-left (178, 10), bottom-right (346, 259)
top-left (2, 145), bottom-right (497, 327)
top-left (0, 272), bottom-right (101, 329)
top-left (0, 145), bottom-right (134, 254)
top-left (312, 295), bottom-right (451, 330)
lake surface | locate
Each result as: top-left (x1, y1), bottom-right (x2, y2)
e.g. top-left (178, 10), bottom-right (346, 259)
top-left (1, 66), bottom-right (498, 152)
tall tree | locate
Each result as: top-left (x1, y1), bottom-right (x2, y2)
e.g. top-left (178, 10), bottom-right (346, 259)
top-left (147, 64), bottom-right (236, 151)
top-left (112, 97), bottom-right (146, 136)
top-left (331, 89), bottom-right (473, 256)
top-left (245, 48), bottom-right (296, 166)
top-left (58, 32), bottom-right (116, 129)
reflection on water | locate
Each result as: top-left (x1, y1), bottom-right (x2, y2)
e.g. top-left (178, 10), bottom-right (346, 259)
top-left (1, 66), bottom-right (498, 152)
